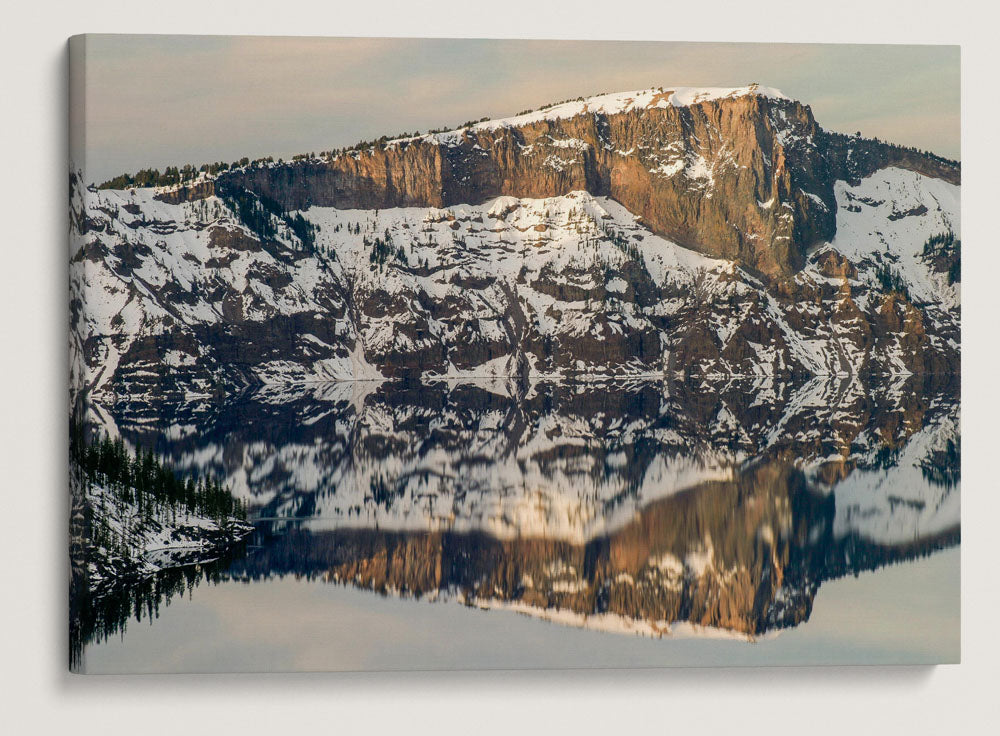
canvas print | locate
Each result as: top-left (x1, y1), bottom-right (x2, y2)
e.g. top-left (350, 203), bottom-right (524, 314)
top-left (68, 36), bottom-right (960, 673)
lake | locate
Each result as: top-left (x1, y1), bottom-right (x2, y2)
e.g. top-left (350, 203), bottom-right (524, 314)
top-left (71, 375), bottom-right (960, 672)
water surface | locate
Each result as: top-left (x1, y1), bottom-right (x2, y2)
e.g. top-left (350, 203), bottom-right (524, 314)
top-left (73, 375), bottom-right (960, 671)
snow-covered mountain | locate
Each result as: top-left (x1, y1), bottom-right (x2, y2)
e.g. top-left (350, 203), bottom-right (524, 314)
top-left (69, 84), bottom-right (960, 405)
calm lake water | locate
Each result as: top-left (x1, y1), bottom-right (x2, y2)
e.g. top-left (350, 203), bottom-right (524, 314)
top-left (72, 375), bottom-right (960, 672)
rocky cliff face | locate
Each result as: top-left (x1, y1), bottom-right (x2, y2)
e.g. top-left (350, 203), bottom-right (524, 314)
top-left (202, 85), bottom-right (957, 279)
top-left (211, 90), bottom-right (826, 278)
top-left (226, 482), bottom-right (955, 638)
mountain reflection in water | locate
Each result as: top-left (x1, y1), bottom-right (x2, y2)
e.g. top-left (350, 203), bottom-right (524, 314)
top-left (76, 374), bottom-right (959, 658)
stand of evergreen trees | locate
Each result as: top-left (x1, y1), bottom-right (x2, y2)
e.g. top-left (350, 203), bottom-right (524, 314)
top-left (217, 186), bottom-right (317, 252)
top-left (97, 156), bottom-right (275, 190)
top-left (921, 436), bottom-right (961, 489)
top-left (601, 223), bottom-right (643, 261)
top-left (595, 222), bottom-right (653, 289)
top-left (365, 230), bottom-right (406, 268)
top-left (218, 187), bottom-right (281, 241)
top-left (821, 128), bottom-right (960, 168)
top-left (69, 417), bottom-right (252, 670)
top-left (873, 263), bottom-right (910, 299)
top-left (70, 539), bottom-right (245, 671)
top-left (870, 230), bottom-right (960, 300)
top-left (98, 165), bottom-right (198, 190)
top-left (70, 421), bottom-right (246, 525)
top-left (921, 230), bottom-right (961, 285)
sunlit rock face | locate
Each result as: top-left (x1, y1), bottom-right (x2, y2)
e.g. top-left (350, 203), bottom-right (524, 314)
top-left (87, 374), bottom-right (959, 638)
top-left (212, 86), bottom-right (958, 277)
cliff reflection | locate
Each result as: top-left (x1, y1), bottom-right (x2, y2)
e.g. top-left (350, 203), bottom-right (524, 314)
top-left (81, 374), bottom-right (959, 643)
top-left (229, 457), bottom-right (956, 639)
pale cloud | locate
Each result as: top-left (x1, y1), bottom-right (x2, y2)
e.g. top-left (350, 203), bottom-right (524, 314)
top-left (77, 36), bottom-right (960, 184)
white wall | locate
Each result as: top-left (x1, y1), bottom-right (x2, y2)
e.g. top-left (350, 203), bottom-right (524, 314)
top-left (2, 1), bottom-right (998, 733)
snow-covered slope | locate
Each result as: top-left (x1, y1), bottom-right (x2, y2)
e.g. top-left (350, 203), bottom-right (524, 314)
top-left (70, 165), bottom-right (960, 409)
top-left (70, 468), bottom-right (253, 597)
top-left (825, 166), bottom-right (960, 309)
top-left (825, 398), bottom-right (960, 545)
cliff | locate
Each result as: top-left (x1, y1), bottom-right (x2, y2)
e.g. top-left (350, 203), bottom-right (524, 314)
top-left (200, 85), bottom-right (958, 279)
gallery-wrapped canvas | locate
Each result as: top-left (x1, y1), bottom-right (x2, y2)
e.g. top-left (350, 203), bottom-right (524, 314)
top-left (68, 35), bottom-right (960, 673)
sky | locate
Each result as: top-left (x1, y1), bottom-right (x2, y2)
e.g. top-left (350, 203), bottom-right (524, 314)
top-left (74, 35), bottom-right (960, 185)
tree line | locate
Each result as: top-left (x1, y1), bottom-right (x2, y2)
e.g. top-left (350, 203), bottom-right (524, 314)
top-left (217, 186), bottom-right (317, 252)
top-left (921, 230), bottom-right (961, 285)
top-left (822, 128), bottom-right (960, 167)
top-left (98, 156), bottom-right (276, 190)
top-left (70, 421), bottom-right (247, 524)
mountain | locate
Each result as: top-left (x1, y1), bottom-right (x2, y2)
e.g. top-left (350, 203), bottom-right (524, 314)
top-left (70, 84), bottom-right (961, 407)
